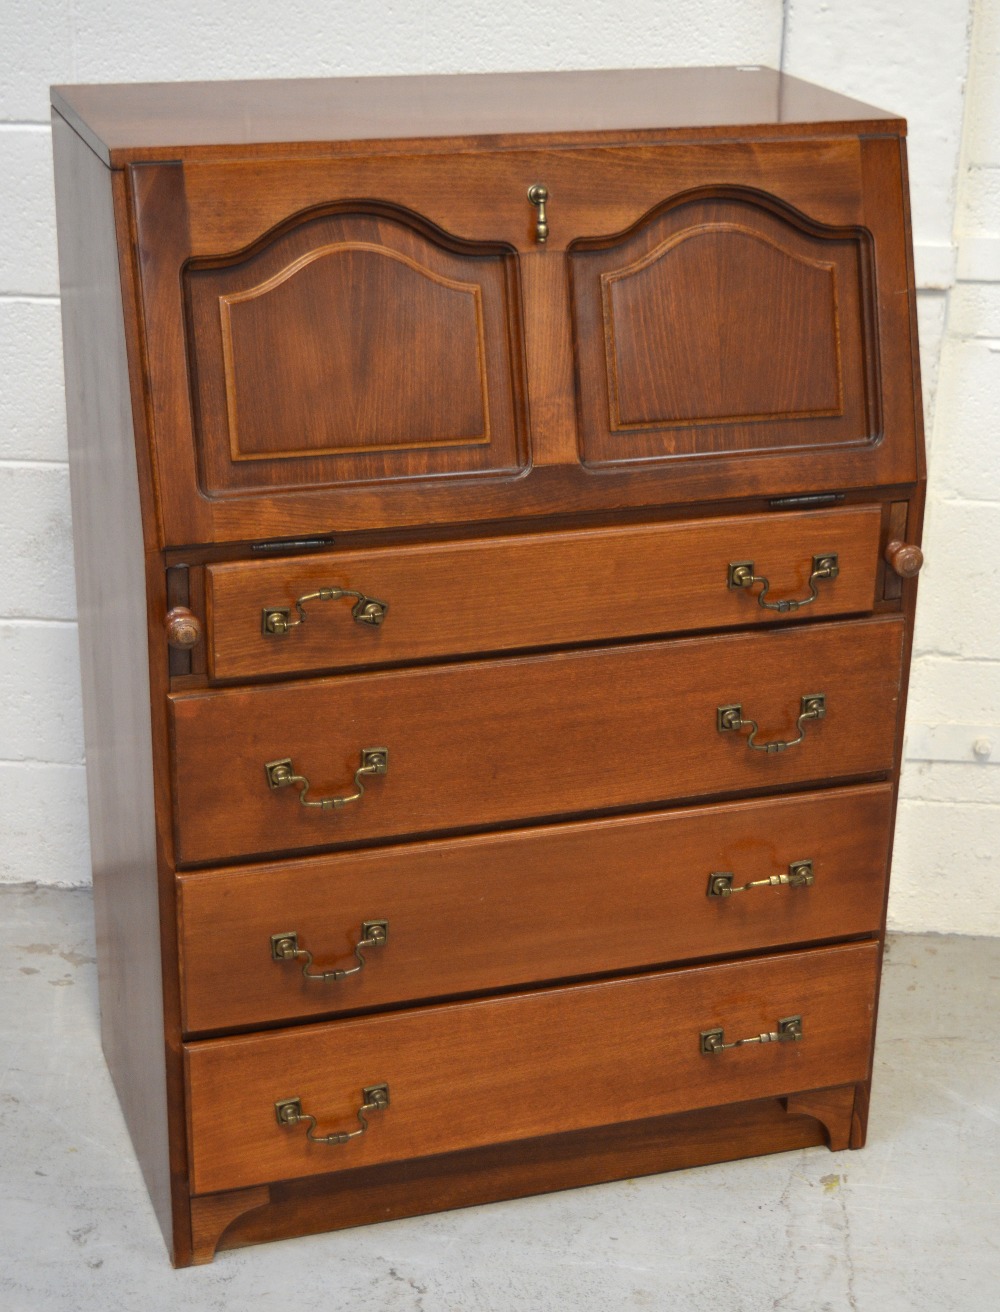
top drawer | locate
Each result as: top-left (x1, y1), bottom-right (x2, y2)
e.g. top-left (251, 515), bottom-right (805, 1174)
top-left (205, 505), bottom-right (882, 681)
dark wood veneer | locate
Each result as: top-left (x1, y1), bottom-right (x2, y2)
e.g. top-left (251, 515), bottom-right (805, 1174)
top-left (52, 66), bottom-right (904, 167)
top-left (52, 66), bottom-right (923, 1265)
top-left (177, 783), bottom-right (892, 1033)
top-left (185, 942), bottom-right (878, 1194)
top-left (194, 1091), bottom-right (847, 1263)
top-left (51, 113), bottom-right (181, 1256)
top-left (170, 617), bottom-right (904, 866)
top-left (203, 506), bottom-right (882, 681)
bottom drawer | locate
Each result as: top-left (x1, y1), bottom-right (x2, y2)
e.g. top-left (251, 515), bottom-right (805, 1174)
top-left (185, 941), bottom-right (879, 1194)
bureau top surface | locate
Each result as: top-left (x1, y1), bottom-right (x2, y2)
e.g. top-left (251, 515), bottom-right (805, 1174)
top-left (51, 65), bottom-right (904, 167)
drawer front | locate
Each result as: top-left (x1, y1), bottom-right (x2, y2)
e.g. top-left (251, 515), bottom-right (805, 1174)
top-left (205, 506), bottom-right (882, 681)
top-left (185, 940), bottom-right (879, 1193)
top-left (170, 617), bottom-right (905, 865)
top-left (178, 784), bottom-right (893, 1032)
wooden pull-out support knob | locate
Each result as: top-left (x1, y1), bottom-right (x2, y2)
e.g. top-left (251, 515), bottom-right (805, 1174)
top-left (884, 541), bottom-right (924, 579)
top-left (166, 606), bottom-right (202, 649)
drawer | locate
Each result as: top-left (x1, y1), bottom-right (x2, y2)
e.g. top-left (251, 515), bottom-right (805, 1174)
top-left (184, 940), bottom-right (879, 1193)
top-left (170, 616), bottom-right (905, 865)
top-left (205, 506), bottom-right (882, 681)
top-left (178, 784), bottom-right (893, 1032)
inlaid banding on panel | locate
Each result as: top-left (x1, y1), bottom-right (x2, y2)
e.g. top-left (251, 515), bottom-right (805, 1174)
top-left (602, 223), bottom-right (844, 431)
top-left (571, 191), bottom-right (879, 467)
top-left (219, 242), bottom-right (491, 461)
top-left (183, 206), bottom-right (526, 498)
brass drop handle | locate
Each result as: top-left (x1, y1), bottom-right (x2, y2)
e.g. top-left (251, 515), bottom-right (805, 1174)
top-left (265, 747), bottom-right (388, 811)
top-left (885, 540), bottom-right (924, 578)
top-left (275, 1084), bottom-right (389, 1146)
top-left (717, 694), bottom-right (826, 754)
top-left (701, 1015), bottom-right (803, 1055)
top-left (271, 921), bottom-right (388, 982)
top-left (707, 860), bottom-right (814, 898)
top-left (166, 606), bottom-right (202, 649)
top-left (262, 587), bottom-right (388, 637)
top-left (527, 183), bottom-right (549, 243)
top-left (728, 554), bottom-right (838, 613)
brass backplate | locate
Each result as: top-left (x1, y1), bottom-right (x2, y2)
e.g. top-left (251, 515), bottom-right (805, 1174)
top-left (351, 597), bottom-right (388, 626)
top-left (270, 931), bottom-right (299, 960)
top-left (801, 694), bottom-right (826, 719)
top-left (717, 704), bottom-right (743, 732)
top-left (706, 873), bottom-right (734, 897)
top-left (813, 553), bottom-right (840, 579)
top-left (700, 1028), bottom-right (725, 1054)
top-left (778, 1015), bottom-right (803, 1040)
top-left (264, 758), bottom-right (294, 789)
top-left (788, 860), bottom-right (815, 885)
top-left (261, 606), bottom-right (291, 636)
top-left (727, 561), bottom-right (754, 589)
top-left (361, 748), bottom-right (389, 775)
top-left (362, 919), bottom-right (389, 944)
top-left (363, 1083), bottom-right (390, 1110)
top-left (274, 1097), bottom-right (302, 1126)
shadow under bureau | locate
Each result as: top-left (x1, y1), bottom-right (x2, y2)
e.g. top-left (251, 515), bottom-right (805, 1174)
top-left (51, 65), bottom-right (925, 1265)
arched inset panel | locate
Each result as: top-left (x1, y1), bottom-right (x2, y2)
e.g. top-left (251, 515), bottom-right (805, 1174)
top-left (185, 209), bottom-right (526, 496)
top-left (604, 225), bottom-right (842, 428)
top-left (569, 192), bottom-right (878, 467)
top-left (220, 243), bottom-right (490, 460)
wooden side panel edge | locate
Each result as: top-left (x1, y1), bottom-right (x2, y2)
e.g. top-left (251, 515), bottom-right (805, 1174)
top-left (853, 132), bottom-right (927, 1167)
top-left (51, 110), bottom-right (185, 1263)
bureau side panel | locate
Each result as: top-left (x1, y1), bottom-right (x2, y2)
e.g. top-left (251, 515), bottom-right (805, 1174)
top-left (850, 134), bottom-right (927, 1148)
top-left (51, 113), bottom-right (175, 1256)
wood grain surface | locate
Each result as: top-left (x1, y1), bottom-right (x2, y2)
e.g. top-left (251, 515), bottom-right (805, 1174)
top-left (51, 66), bottom-right (903, 168)
top-left (177, 783), bottom-right (892, 1032)
top-left (185, 940), bottom-right (879, 1193)
top-left (123, 133), bottom-right (916, 548)
top-left (571, 193), bottom-right (875, 463)
top-left (204, 505), bottom-right (882, 681)
top-left (51, 114), bottom-right (178, 1253)
top-left (51, 65), bottom-right (924, 1266)
top-left (170, 616), bottom-right (905, 865)
top-left (197, 1091), bottom-right (845, 1261)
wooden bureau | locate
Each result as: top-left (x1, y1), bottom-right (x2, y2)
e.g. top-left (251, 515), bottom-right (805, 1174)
top-left (50, 66), bottom-right (925, 1266)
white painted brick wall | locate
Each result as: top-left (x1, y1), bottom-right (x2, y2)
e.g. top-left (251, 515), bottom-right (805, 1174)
top-left (1, 1), bottom-right (997, 936)
top-left (785, 0), bottom-right (972, 284)
top-left (0, 128), bottom-right (61, 296)
top-left (0, 302), bottom-right (67, 463)
top-left (896, 0), bottom-right (1000, 937)
top-left (0, 465), bottom-right (76, 619)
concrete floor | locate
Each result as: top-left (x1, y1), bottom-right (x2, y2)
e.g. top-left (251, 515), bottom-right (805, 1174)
top-left (2, 888), bottom-right (998, 1312)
